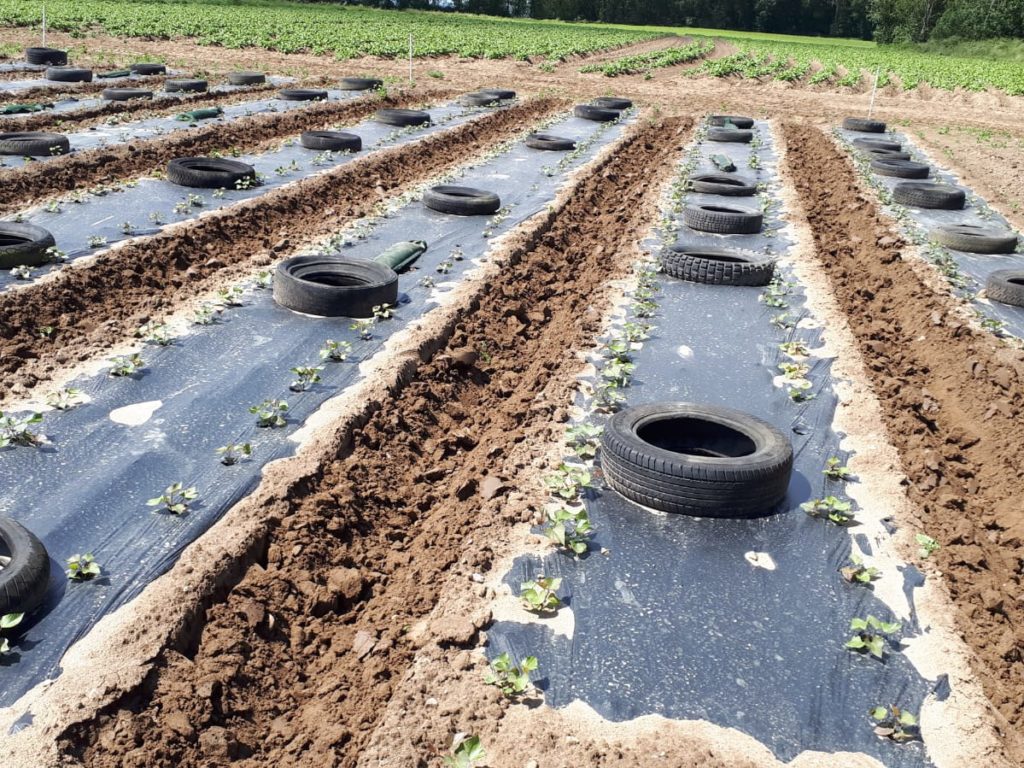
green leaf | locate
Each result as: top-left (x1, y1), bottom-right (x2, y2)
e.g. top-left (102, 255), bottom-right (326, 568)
top-left (899, 710), bottom-right (917, 726)
top-left (146, 497), bottom-right (163, 506)
top-left (867, 636), bottom-right (885, 658)
top-left (845, 636), bottom-right (866, 650)
top-left (0, 612), bottom-right (24, 630)
top-left (849, 617), bottom-right (868, 631)
top-left (869, 706), bottom-right (888, 720)
top-left (521, 656), bottom-right (538, 673)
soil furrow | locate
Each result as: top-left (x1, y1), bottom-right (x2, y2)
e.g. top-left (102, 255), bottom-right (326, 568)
top-left (3, 82), bottom-right (277, 132)
top-left (0, 78), bottom-right (164, 105)
top-left (0, 87), bottom-right (451, 214)
top-left (783, 122), bottom-right (1024, 753)
top-left (59, 114), bottom-right (690, 768)
top-left (0, 97), bottom-right (560, 400)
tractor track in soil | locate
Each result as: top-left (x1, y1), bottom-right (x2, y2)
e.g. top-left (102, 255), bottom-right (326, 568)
top-left (0, 96), bottom-right (561, 400)
top-left (0, 86), bottom-right (454, 214)
top-left (56, 113), bottom-right (691, 768)
top-left (3, 81), bottom-right (277, 133)
top-left (783, 122), bottom-right (1024, 757)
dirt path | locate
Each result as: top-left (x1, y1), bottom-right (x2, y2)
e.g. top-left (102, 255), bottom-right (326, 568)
top-left (783, 122), bottom-right (1024, 756)
top-left (57, 113), bottom-right (691, 768)
top-left (0, 97), bottom-right (561, 401)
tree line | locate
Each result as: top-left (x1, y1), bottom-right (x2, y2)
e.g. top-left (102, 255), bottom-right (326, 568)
top-left (320, 0), bottom-right (1024, 42)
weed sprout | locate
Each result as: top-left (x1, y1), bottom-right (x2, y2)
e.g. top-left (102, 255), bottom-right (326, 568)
top-left (915, 533), bottom-right (940, 558)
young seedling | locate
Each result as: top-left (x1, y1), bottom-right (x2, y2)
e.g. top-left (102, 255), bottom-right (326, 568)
top-left (10, 265), bottom-right (32, 280)
top-left (436, 259), bottom-right (453, 274)
top-left (46, 388), bottom-right (84, 411)
top-left (770, 313), bottom-right (794, 330)
top-left (147, 482), bottom-right (198, 515)
top-left (602, 337), bottom-right (633, 362)
top-left (622, 321), bottom-right (653, 343)
top-left (0, 612), bottom-right (23, 655)
top-left (545, 506), bottom-right (593, 555)
top-left (565, 423), bottom-right (602, 460)
top-left (250, 399), bottom-right (288, 428)
top-left (779, 340), bottom-right (809, 357)
top-left (0, 411), bottom-right (43, 448)
top-left (442, 735), bottom-right (485, 768)
top-left (44, 246), bottom-right (66, 263)
top-left (87, 235), bottom-right (108, 249)
top-left (915, 533), bottom-right (940, 559)
top-left (38, 326), bottom-right (54, 339)
top-left (483, 652), bottom-right (538, 697)
top-left (137, 321), bottom-right (172, 346)
top-left (785, 377), bottom-right (815, 402)
top-left (594, 382), bottom-right (626, 413)
top-left (350, 318), bottom-right (375, 340)
top-left (45, 199), bottom-right (62, 214)
top-left (846, 615), bottom-right (901, 659)
top-left (870, 705), bottom-right (919, 742)
top-left (215, 286), bottom-right (245, 307)
top-left (778, 362), bottom-right (810, 380)
top-left (631, 298), bottom-right (658, 318)
top-left (216, 442), bottom-right (252, 466)
top-left (823, 457), bottom-right (853, 481)
top-left (372, 303), bottom-right (394, 321)
top-left (254, 270), bottom-right (272, 289)
top-left (418, 275), bottom-right (435, 288)
top-left (802, 496), bottom-right (854, 525)
top-left (320, 339), bottom-right (352, 362)
top-left (187, 193), bottom-right (204, 207)
top-left (193, 303), bottom-right (223, 325)
top-left (601, 358), bottom-right (635, 388)
top-left (67, 553), bottom-right (101, 581)
top-left (148, 211), bottom-right (165, 226)
top-left (519, 576), bottom-right (562, 613)
top-left (173, 200), bottom-right (190, 215)
top-left (840, 552), bottom-right (880, 585)
top-left (290, 365), bottom-right (324, 392)
top-left (121, 221), bottom-right (136, 236)
top-left (108, 353), bottom-right (144, 377)
top-left (543, 463), bottom-right (593, 502)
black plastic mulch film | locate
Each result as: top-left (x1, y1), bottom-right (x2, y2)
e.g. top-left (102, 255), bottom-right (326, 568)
top-left (0, 107), bottom-right (632, 714)
top-left (488, 121), bottom-right (939, 766)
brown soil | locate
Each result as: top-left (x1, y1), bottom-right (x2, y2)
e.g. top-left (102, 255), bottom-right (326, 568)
top-left (909, 123), bottom-right (1024, 231)
top-left (0, 76), bottom-right (166, 105)
top-left (0, 96), bottom-right (563, 401)
top-left (4, 81), bottom-right (277, 133)
top-left (59, 114), bottom-right (691, 767)
top-left (783, 121), bottom-right (1024, 755)
top-left (0, 86), bottom-right (451, 214)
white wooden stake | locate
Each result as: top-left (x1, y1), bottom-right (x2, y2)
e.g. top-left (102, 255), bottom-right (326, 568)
top-left (408, 34), bottom-right (413, 84)
top-left (42, 4), bottom-right (47, 46)
top-left (868, 66), bottom-right (880, 118)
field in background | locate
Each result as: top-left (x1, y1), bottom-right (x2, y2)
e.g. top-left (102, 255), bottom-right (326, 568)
top-left (2, 0), bottom-right (1023, 94)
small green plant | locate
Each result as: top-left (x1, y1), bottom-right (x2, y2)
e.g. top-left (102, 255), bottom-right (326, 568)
top-left (193, 304), bottom-right (223, 325)
top-left (250, 399), bottom-right (288, 428)
top-left (187, 193), bottom-right (204, 207)
top-left (520, 576), bottom-right (562, 613)
top-left (254, 270), bottom-right (272, 289)
top-left (840, 552), bottom-right (880, 585)
top-left (290, 365), bottom-right (324, 392)
top-left (87, 235), bottom-right (108, 249)
top-left (779, 340), bottom-right (809, 357)
top-left (10, 265), bottom-right (32, 280)
top-left (823, 457), bottom-right (853, 481)
top-left (565, 423), bottom-right (602, 460)
top-left (372, 303), bottom-right (394, 321)
top-left (235, 175), bottom-right (260, 190)
top-left (846, 615), bottom-right (901, 659)
top-left (602, 337), bottom-right (633, 362)
top-left (543, 463), bottom-right (593, 501)
top-left (436, 259), bottom-right (453, 274)
top-left (770, 313), bottom-right (794, 330)
top-left (802, 496), bottom-right (854, 525)
top-left (622, 321), bottom-right (653, 342)
top-left (601, 358), bottom-right (635, 388)
top-left (418, 275), bottom-right (435, 288)
top-left (786, 378), bottom-right (815, 402)
top-left (594, 382), bottom-right (626, 413)
top-left (870, 704), bottom-right (919, 742)
top-left (45, 199), bottom-right (62, 214)
top-left (121, 221), bottom-right (136, 236)
top-left (915, 532), bottom-right (940, 558)
top-left (147, 482), bottom-right (198, 515)
top-left (350, 318), bottom-right (375, 340)
top-left (0, 411), bottom-right (43, 448)
top-left (137, 321), bottom-right (172, 346)
top-left (0, 612), bottom-right (24, 655)
top-left (148, 211), bottom-right (165, 226)
top-left (631, 298), bottom-right (658, 318)
top-left (216, 442), bottom-right (252, 466)
top-left (442, 735), bottom-right (485, 768)
top-left (215, 286), bottom-right (245, 307)
top-left (44, 246), bottom-right (66, 263)
top-left (545, 506), bottom-right (593, 555)
top-left (778, 362), bottom-right (810, 380)
top-left (67, 553), bottom-right (101, 581)
top-left (46, 388), bottom-right (84, 411)
top-left (483, 652), bottom-right (538, 697)
top-left (37, 326), bottom-right (54, 339)
top-left (427, 69), bottom-right (445, 79)
top-left (173, 200), bottom-right (190, 215)
top-left (108, 353), bottom-right (144, 377)
top-left (320, 339), bottom-right (351, 362)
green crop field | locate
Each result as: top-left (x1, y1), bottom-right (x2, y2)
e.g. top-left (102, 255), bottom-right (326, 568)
top-left (1, 0), bottom-right (1022, 95)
